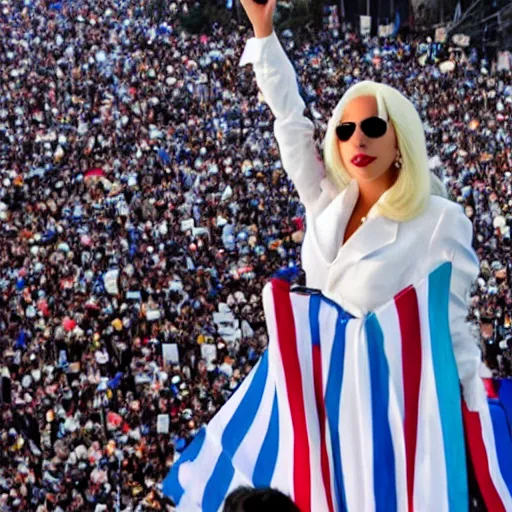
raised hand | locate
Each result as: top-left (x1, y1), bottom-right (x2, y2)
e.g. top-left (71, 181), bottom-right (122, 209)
top-left (240, 0), bottom-right (277, 38)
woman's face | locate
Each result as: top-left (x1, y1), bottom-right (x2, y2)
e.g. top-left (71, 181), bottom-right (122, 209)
top-left (337, 95), bottom-right (398, 184)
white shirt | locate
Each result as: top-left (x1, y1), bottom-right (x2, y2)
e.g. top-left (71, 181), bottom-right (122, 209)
top-left (240, 31), bottom-right (486, 410)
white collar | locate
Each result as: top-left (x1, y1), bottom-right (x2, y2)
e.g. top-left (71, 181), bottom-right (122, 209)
top-left (311, 179), bottom-right (398, 266)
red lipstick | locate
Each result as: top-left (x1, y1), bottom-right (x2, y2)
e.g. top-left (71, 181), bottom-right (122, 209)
top-left (351, 154), bottom-right (377, 167)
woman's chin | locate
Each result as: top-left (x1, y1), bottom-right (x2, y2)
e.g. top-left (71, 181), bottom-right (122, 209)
top-left (350, 166), bottom-right (382, 182)
top-left (349, 164), bottom-right (396, 184)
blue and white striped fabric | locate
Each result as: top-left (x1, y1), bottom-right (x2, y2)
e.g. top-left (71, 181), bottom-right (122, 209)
top-left (163, 262), bottom-right (512, 511)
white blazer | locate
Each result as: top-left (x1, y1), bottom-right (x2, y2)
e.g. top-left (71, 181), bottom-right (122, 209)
top-left (240, 32), bottom-right (486, 410)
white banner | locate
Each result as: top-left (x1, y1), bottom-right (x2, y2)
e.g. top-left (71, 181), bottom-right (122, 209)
top-left (157, 414), bottom-right (170, 434)
top-left (378, 23), bottom-right (394, 37)
top-left (360, 15), bottom-right (371, 37)
top-left (439, 60), bottom-right (455, 74)
top-left (180, 218), bottom-right (195, 232)
top-left (213, 311), bottom-right (235, 325)
top-left (452, 33), bottom-right (470, 47)
top-left (162, 344), bottom-right (180, 365)
top-left (146, 309), bottom-right (161, 321)
top-left (435, 27), bottom-right (447, 43)
top-left (104, 269), bottom-right (119, 295)
top-left (217, 321), bottom-right (240, 337)
top-left (497, 51), bottom-right (511, 71)
top-left (192, 226), bottom-right (210, 238)
top-left (201, 344), bottom-right (217, 364)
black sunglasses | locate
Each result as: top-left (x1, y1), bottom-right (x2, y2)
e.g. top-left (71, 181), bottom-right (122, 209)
top-left (336, 117), bottom-right (388, 142)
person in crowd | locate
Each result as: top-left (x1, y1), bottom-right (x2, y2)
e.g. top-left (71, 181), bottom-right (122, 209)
top-left (223, 486), bottom-right (300, 512)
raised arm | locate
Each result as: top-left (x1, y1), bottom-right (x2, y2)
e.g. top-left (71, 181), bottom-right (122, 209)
top-left (238, 1), bottom-right (335, 211)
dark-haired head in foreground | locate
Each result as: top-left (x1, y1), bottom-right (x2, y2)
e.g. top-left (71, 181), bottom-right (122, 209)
top-left (223, 487), bottom-right (300, 512)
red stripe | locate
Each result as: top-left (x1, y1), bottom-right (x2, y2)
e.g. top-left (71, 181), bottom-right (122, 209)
top-left (395, 286), bottom-right (422, 512)
top-left (483, 378), bottom-right (499, 399)
top-left (462, 402), bottom-right (506, 512)
top-left (271, 279), bottom-right (311, 511)
top-left (313, 343), bottom-right (335, 512)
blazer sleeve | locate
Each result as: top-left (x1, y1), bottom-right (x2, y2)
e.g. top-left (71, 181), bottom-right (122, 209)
top-left (428, 204), bottom-right (487, 412)
top-left (239, 31), bottom-right (336, 211)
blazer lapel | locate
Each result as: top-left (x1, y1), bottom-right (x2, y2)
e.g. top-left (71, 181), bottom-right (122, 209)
top-left (312, 186), bottom-right (357, 265)
top-left (343, 215), bottom-right (399, 262)
top-left (310, 180), bottom-right (399, 265)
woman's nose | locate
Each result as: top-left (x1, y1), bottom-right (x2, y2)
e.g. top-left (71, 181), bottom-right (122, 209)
top-left (352, 124), bottom-right (369, 148)
top-left (353, 129), bottom-right (368, 149)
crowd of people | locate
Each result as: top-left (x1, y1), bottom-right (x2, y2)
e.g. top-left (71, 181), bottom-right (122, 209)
top-left (0, 0), bottom-right (510, 510)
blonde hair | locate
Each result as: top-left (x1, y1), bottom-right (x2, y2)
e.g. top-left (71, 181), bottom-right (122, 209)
top-left (323, 80), bottom-right (447, 222)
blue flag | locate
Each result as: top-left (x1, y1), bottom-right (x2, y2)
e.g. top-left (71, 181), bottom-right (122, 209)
top-left (15, 330), bottom-right (27, 350)
top-left (392, 10), bottom-right (401, 37)
top-left (108, 372), bottom-right (124, 390)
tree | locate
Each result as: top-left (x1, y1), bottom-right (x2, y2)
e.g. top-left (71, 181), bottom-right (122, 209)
top-left (276, 0), bottom-right (325, 32)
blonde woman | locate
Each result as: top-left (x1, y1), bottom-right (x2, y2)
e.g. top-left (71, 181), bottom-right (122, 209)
top-left (239, 0), bottom-right (485, 412)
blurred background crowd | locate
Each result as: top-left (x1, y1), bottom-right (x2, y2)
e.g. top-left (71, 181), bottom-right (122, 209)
top-left (0, 0), bottom-right (510, 510)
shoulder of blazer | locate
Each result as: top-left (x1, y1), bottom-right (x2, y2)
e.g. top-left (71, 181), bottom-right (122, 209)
top-left (420, 195), bottom-right (467, 228)
top-left (423, 195), bottom-right (473, 250)
top-left (402, 195), bottom-right (467, 245)
top-left (428, 195), bottom-right (465, 216)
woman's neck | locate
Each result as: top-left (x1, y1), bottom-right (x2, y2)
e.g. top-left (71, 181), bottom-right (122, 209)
top-left (356, 168), bottom-right (398, 212)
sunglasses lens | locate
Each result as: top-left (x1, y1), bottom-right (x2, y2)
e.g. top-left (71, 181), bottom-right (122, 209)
top-left (336, 123), bottom-right (356, 142)
top-left (361, 117), bottom-right (387, 138)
